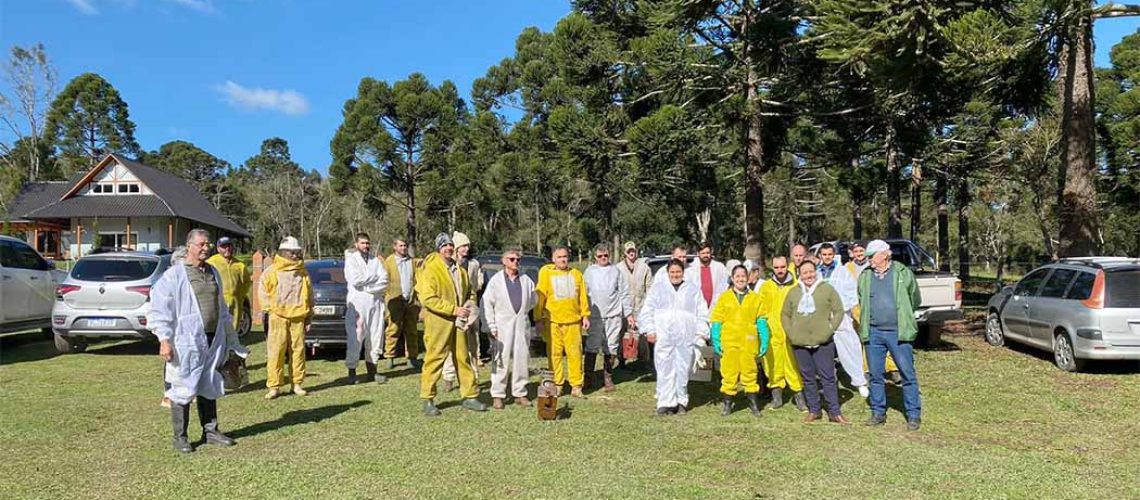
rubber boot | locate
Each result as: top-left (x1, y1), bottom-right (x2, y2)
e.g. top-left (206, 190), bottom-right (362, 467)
top-left (746, 392), bottom-right (762, 416)
top-left (720, 395), bottom-right (733, 416)
top-left (366, 362), bottom-right (388, 384)
top-left (583, 353), bottom-right (597, 390)
top-left (197, 397), bottom-right (235, 446)
top-left (423, 399), bottom-right (441, 417)
top-left (767, 387), bottom-right (785, 409)
top-left (347, 368), bottom-right (357, 385)
top-left (602, 355), bottom-right (615, 392)
top-left (171, 402), bottom-right (192, 453)
top-left (793, 391), bottom-right (808, 412)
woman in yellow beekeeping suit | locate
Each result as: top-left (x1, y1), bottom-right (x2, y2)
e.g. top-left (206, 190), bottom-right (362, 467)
top-left (710, 265), bottom-right (769, 417)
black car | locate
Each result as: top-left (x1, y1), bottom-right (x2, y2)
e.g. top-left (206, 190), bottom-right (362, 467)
top-left (475, 252), bottom-right (549, 284)
top-left (645, 254), bottom-right (696, 277)
top-left (305, 259), bottom-right (348, 350)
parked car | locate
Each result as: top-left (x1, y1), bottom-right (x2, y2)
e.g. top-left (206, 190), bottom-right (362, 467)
top-left (810, 238), bottom-right (963, 345)
top-left (304, 259), bottom-right (348, 352)
top-left (1, 235), bottom-right (64, 336)
top-left (645, 254), bottom-right (696, 277)
top-left (985, 257), bottom-right (1140, 371)
top-left (51, 251), bottom-right (172, 353)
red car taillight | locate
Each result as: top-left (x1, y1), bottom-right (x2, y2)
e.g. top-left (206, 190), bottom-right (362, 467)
top-left (56, 284), bottom-right (81, 299)
top-left (126, 285), bottom-right (151, 297)
top-left (954, 281), bottom-right (962, 302)
top-left (1081, 270), bottom-right (1105, 309)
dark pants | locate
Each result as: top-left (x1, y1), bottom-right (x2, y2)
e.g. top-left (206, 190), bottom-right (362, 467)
top-left (867, 327), bottom-right (921, 420)
top-left (793, 341), bottom-right (841, 417)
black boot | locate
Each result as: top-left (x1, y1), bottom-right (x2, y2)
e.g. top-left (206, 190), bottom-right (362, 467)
top-left (767, 388), bottom-right (785, 409)
top-left (583, 353), bottom-right (597, 389)
top-left (197, 397), bottom-right (235, 447)
top-left (793, 391), bottom-right (808, 412)
top-left (746, 392), bottom-right (762, 416)
top-left (602, 355), bottom-right (615, 392)
top-left (347, 368), bottom-right (357, 385)
top-left (170, 402), bottom-right (192, 453)
top-left (366, 362), bottom-right (388, 384)
top-left (720, 395), bottom-right (733, 416)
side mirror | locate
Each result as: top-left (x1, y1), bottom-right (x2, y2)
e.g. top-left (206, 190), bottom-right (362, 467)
top-left (1002, 285), bottom-right (1013, 295)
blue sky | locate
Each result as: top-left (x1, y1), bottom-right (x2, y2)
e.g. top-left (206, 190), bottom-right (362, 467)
top-left (0, 1), bottom-right (1136, 176)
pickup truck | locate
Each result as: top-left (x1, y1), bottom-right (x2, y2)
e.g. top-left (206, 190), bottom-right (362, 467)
top-left (1, 235), bottom-right (64, 337)
top-left (810, 238), bottom-right (963, 346)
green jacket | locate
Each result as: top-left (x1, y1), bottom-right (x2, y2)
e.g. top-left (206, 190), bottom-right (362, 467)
top-left (781, 282), bottom-right (845, 347)
top-left (857, 261), bottom-right (922, 342)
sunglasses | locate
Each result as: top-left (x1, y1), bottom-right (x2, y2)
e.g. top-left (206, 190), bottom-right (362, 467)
top-left (596, 254), bottom-right (609, 259)
top-left (504, 257), bottom-right (519, 262)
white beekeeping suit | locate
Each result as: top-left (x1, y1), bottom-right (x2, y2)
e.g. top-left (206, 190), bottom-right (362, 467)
top-left (685, 259), bottom-right (730, 308)
top-left (482, 269), bottom-right (537, 400)
top-left (344, 248), bottom-right (389, 370)
top-left (819, 259), bottom-right (867, 391)
top-left (637, 278), bottom-right (710, 411)
top-left (150, 264), bottom-right (249, 405)
top-left (583, 263), bottom-right (632, 356)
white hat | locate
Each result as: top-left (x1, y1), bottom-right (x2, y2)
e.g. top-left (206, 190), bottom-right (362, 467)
top-left (452, 231), bottom-right (471, 248)
top-left (279, 236), bottom-right (302, 251)
top-left (623, 241), bottom-right (637, 252)
top-left (866, 239), bottom-right (890, 255)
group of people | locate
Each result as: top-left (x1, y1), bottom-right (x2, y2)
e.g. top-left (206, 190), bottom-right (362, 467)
top-left (147, 228), bottom-right (925, 454)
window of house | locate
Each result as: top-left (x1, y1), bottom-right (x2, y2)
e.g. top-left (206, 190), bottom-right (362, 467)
top-left (116, 183), bottom-right (140, 193)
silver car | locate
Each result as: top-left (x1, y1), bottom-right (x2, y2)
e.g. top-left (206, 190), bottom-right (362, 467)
top-left (51, 252), bottom-right (172, 353)
top-left (985, 257), bottom-right (1140, 371)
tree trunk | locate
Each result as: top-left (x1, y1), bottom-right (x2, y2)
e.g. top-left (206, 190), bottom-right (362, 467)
top-left (406, 182), bottom-right (416, 257)
top-left (742, 9), bottom-right (767, 272)
top-left (886, 126), bottom-right (903, 239)
top-left (957, 177), bottom-right (971, 280)
top-left (936, 174), bottom-right (950, 271)
top-left (1056, 10), bottom-right (1101, 257)
top-left (910, 159), bottom-right (922, 244)
top-left (853, 202), bottom-right (863, 240)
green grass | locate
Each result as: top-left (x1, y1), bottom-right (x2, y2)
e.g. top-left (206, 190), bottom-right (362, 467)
top-left (2, 327), bottom-right (1139, 499)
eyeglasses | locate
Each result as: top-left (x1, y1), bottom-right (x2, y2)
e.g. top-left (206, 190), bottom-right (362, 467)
top-left (596, 254), bottom-right (609, 259)
top-left (504, 257), bottom-right (519, 262)
top-left (190, 241), bottom-right (211, 249)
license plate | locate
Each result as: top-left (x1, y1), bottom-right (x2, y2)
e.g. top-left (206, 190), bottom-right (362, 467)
top-left (88, 318), bottom-right (117, 328)
top-left (314, 305), bottom-right (337, 316)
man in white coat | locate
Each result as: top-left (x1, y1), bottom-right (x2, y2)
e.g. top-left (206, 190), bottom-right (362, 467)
top-left (482, 248), bottom-right (538, 409)
top-left (816, 243), bottom-right (869, 398)
top-left (638, 259), bottom-right (710, 416)
top-left (583, 243), bottom-right (634, 392)
top-left (150, 229), bottom-right (249, 453)
top-left (686, 242), bottom-right (729, 309)
top-left (344, 232), bottom-right (389, 385)
top-left (653, 245), bottom-right (690, 285)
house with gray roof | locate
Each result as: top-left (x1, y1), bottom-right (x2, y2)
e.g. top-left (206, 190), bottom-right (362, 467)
top-left (4, 153), bottom-right (250, 259)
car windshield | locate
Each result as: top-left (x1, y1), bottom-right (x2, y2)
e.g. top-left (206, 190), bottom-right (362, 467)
top-left (1106, 270), bottom-right (1140, 308)
top-left (306, 262), bottom-right (346, 284)
top-left (72, 258), bottom-right (160, 282)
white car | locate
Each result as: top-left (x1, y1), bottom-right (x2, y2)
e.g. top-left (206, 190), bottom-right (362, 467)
top-left (0, 235), bottom-right (63, 336)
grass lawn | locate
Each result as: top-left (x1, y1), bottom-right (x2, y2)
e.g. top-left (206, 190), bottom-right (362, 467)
top-left (2, 326), bottom-right (1139, 499)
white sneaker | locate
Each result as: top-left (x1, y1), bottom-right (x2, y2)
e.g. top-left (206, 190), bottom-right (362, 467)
top-left (293, 385), bottom-right (307, 396)
top-left (858, 385), bottom-right (870, 398)
top-left (264, 388), bottom-right (280, 400)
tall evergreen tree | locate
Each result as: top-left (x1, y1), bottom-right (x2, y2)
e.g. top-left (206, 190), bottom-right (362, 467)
top-left (44, 73), bottom-right (139, 176)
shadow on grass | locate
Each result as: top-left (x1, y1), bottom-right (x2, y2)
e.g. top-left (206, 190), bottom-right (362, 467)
top-left (1001, 342), bottom-right (1140, 375)
top-left (0, 335), bottom-right (57, 365)
top-left (228, 400), bottom-right (371, 439)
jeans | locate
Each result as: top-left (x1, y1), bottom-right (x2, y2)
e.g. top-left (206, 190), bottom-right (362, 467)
top-left (793, 341), bottom-right (841, 417)
top-left (867, 328), bottom-right (921, 420)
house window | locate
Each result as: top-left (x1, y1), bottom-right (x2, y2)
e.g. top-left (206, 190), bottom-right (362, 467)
top-left (97, 232), bottom-right (140, 249)
top-left (117, 183), bottom-right (140, 193)
top-left (92, 183), bottom-right (115, 194)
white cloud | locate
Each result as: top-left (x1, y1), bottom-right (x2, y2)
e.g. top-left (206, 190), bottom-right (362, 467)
top-left (66, 0), bottom-right (98, 15)
top-left (165, 0), bottom-right (216, 14)
top-left (214, 81), bottom-right (310, 116)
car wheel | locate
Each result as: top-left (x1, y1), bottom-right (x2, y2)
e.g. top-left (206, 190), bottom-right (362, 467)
top-left (54, 332), bottom-right (87, 354)
top-left (1053, 332), bottom-right (1085, 372)
top-left (984, 312), bottom-right (1005, 347)
top-left (238, 301), bottom-right (253, 338)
